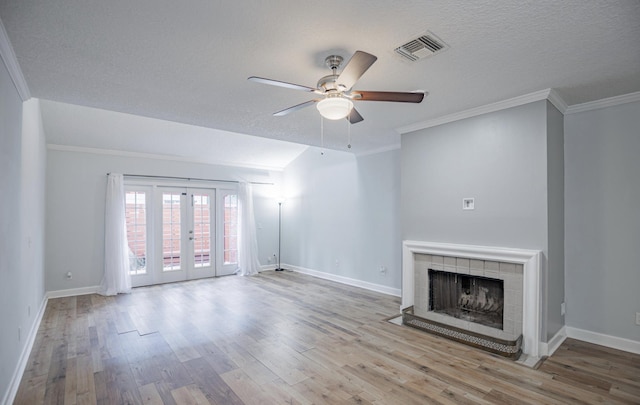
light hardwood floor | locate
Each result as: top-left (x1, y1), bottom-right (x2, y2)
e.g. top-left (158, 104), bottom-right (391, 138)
top-left (15, 271), bottom-right (640, 404)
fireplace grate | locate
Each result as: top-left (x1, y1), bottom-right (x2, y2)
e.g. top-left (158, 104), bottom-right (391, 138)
top-left (428, 269), bottom-right (504, 330)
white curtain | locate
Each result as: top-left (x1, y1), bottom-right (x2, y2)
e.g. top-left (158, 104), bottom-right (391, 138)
top-left (236, 182), bottom-right (261, 276)
top-left (99, 173), bottom-right (132, 295)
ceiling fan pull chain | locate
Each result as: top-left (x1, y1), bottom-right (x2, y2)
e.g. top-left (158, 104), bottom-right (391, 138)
top-left (347, 114), bottom-right (352, 149)
top-left (320, 116), bottom-right (325, 155)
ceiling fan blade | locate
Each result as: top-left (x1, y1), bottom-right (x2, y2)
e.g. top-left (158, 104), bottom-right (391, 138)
top-left (248, 76), bottom-right (317, 92)
top-left (336, 51), bottom-right (378, 90)
top-left (273, 99), bottom-right (319, 116)
top-left (347, 108), bottom-right (364, 124)
top-left (351, 91), bottom-right (426, 103)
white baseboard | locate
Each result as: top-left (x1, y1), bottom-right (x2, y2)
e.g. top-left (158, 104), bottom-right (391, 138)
top-left (565, 326), bottom-right (640, 355)
top-left (285, 263), bottom-right (401, 297)
top-left (3, 295), bottom-right (48, 405)
top-left (540, 326), bottom-right (567, 357)
top-left (46, 285), bottom-right (100, 299)
top-left (260, 264), bottom-right (277, 272)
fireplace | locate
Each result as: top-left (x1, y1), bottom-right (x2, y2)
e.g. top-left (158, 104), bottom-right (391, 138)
top-left (401, 241), bottom-right (542, 360)
top-left (429, 270), bottom-right (504, 330)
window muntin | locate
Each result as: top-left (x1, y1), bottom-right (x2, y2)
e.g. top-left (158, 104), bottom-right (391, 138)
top-left (162, 192), bottom-right (182, 271)
top-left (223, 194), bottom-right (238, 264)
top-left (193, 194), bottom-right (211, 268)
top-left (125, 191), bottom-right (147, 275)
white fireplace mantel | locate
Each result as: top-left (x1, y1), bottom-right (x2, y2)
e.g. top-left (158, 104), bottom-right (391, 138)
top-left (402, 240), bottom-right (542, 358)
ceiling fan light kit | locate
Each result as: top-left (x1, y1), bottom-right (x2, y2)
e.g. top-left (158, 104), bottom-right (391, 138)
top-left (316, 96), bottom-right (353, 120)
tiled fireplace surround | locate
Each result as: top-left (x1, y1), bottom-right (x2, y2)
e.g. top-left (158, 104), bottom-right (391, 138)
top-left (402, 240), bottom-right (543, 359)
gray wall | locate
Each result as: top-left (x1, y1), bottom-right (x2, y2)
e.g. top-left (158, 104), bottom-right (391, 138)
top-left (45, 149), bottom-right (281, 292)
top-left (401, 101), bottom-right (548, 248)
top-left (0, 62), bottom-right (47, 400)
top-left (565, 100), bottom-right (640, 342)
top-left (253, 194), bottom-right (281, 267)
top-left (282, 147), bottom-right (401, 290)
top-left (401, 100), bottom-right (565, 341)
top-left (546, 102), bottom-right (565, 340)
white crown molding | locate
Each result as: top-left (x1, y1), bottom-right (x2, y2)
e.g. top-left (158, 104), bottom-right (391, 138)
top-left (0, 18), bottom-right (30, 101)
top-left (397, 88), bottom-right (640, 134)
top-left (546, 88), bottom-right (568, 114)
top-left (565, 91), bottom-right (640, 115)
top-left (397, 89), bottom-right (557, 134)
top-left (3, 295), bottom-right (47, 405)
top-left (47, 144), bottom-right (285, 172)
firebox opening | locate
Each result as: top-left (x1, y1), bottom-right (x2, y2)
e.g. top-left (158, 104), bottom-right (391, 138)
top-left (428, 269), bottom-right (504, 330)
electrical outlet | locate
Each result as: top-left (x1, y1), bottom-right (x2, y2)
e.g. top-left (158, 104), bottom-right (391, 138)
top-left (561, 302), bottom-right (566, 316)
top-left (379, 265), bottom-right (387, 274)
top-left (335, 260), bottom-right (340, 268)
top-left (636, 312), bottom-right (640, 326)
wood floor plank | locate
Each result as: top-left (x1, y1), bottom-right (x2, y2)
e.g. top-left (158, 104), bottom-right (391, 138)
top-left (168, 386), bottom-right (201, 405)
top-left (183, 357), bottom-right (244, 405)
top-left (220, 368), bottom-right (279, 405)
top-left (13, 271), bottom-right (640, 404)
top-left (258, 377), bottom-right (311, 405)
top-left (75, 355), bottom-right (97, 405)
top-left (138, 383), bottom-right (163, 405)
top-left (149, 381), bottom-right (178, 405)
top-left (64, 356), bottom-right (77, 405)
top-left (43, 340), bottom-right (68, 405)
top-left (14, 373), bottom-right (47, 405)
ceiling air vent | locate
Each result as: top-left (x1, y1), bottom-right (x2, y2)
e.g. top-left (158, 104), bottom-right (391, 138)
top-left (395, 32), bottom-right (448, 62)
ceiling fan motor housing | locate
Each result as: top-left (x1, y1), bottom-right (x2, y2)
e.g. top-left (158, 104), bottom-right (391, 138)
top-left (318, 55), bottom-right (349, 93)
top-left (317, 74), bottom-right (346, 93)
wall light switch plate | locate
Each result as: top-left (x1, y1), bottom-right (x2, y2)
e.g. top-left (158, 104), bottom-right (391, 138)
top-left (463, 198), bottom-right (475, 210)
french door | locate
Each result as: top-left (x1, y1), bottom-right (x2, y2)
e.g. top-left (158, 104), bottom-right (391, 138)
top-left (157, 187), bottom-right (216, 284)
top-left (125, 185), bottom-right (237, 287)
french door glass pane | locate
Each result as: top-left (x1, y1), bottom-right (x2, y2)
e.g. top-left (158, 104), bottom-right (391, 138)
top-left (193, 194), bottom-right (211, 267)
top-left (223, 194), bottom-right (238, 264)
top-left (163, 192), bottom-right (181, 271)
top-left (125, 191), bottom-right (147, 275)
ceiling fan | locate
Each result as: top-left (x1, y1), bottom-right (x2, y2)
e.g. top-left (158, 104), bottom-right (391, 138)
top-left (248, 50), bottom-right (426, 124)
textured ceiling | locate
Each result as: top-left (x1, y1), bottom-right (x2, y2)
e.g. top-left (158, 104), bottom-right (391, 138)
top-left (1, 0), bottom-right (639, 154)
